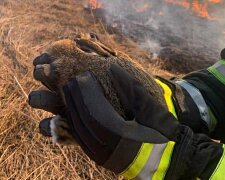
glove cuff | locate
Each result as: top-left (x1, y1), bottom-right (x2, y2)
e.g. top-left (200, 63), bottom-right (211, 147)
top-left (165, 125), bottom-right (223, 180)
top-left (165, 125), bottom-right (194, 179)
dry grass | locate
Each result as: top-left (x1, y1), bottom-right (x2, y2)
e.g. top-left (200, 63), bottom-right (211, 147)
top-left (0, 0), bottom-right (173, 179)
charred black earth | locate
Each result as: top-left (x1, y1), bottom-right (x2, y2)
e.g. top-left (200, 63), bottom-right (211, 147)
top-left (86, 0), bottom-right (225, 73)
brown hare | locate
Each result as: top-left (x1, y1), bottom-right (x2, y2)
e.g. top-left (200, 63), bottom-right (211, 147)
top-left (30, 33), bottom-right (173, 144)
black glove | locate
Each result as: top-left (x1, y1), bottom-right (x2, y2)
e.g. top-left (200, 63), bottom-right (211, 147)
top-left (28, 90), bottom-right (66, 136)
top-left (29, 51), bottom-right (225, 180)
top-left (61, 65), bottom-right (224, 180)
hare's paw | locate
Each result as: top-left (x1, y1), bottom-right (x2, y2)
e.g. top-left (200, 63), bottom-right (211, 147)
top-left (39, 115), bottom-right (77, 145)
top-left (50, 115), bottom-right (77, 145)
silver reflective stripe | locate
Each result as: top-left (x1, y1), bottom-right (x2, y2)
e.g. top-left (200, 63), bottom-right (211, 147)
top-left (134, 143), bottom-right (167, 180)
top-left (216, 64), bottom-right (225, 77)
top-left (176, 80), bottom-right (212, 130)
top-left (211, 61), bottom-right (225, 76)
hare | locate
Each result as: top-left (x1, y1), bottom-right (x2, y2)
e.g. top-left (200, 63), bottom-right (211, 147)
top-left (32, 33), bottom-right (166, 144)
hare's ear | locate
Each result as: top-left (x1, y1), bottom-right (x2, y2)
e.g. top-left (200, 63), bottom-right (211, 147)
top-left (89, 32), bottom-right (117, 56)
top-left (94, 40), bottom-right (118, 56)
top-left (74, 34), bottom-right (117, 57)
top-left (74, 38), bottom-right (110, 57)
top-left (49, 115), bottom-right (77, 145)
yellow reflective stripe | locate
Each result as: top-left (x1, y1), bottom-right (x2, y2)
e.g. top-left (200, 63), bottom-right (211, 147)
top-left (121, 79), bottom-right (177, 180)
top-left (210, 144), bottom-right (225, 180)
top-left (155, 79), bottom-right (177, 118)
top-left (208, 60), bottom-right (225, 85)
top-left (152, 141), bottom-right (176, 180)
top-left (121, 143), bottom-right (154, 179)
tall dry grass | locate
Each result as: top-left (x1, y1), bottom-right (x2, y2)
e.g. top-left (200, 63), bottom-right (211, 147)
top-left (0, 0), bottom-right (117, 179)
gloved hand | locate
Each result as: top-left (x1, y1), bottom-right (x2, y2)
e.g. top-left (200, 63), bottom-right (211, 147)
top-left (29, 62), bottom-right (224, 179)
top-left (29, 37), bottom-right (225, 179)
top-left (28, 88), bottom-right (79, 144)
top-left (60, 65), bottom-right (224, 180)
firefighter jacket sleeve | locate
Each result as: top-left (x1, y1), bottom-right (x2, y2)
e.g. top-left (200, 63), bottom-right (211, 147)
top-left (63, 64), bottom-right (225, 180)
top-left (183, 49), bottom-right (225, 143)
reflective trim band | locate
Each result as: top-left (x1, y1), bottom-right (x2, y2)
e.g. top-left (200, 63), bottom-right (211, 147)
top-left (210, 144), bottom-right (225, 180)
top-left (136, 143), bottom-right (168, 180)
top-left (176, 80), bottom-right (212, 131)
top-left (155, 79), bottom-right (177, 118)
top-left (121, 79), bottom-right (177, 180)
top-left (152, 141), bottom-right (175, 180)
top-left (121, 142), bottom-right (175, 180)
top-left (121, 143), bottom-right (154, 179)
top-left (208, 60), bottom-right (225, 85)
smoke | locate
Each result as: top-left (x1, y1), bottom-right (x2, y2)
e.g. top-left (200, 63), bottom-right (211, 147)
top-left (96, 0), bottom-right (225, 62)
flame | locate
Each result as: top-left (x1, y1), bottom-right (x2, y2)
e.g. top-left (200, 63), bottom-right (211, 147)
top-left (164, 0), bottom-right (224, 20)
top-left (192, 1), bottom-right (210, 18)
top-left (87, 0), bottom-right (224, 21)
top-left (208, 0), bottom-right (223, 3)
top-left (88, 0), bottom-right (103, 9)
top-left (164, 0), bottom-right (190, 9)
